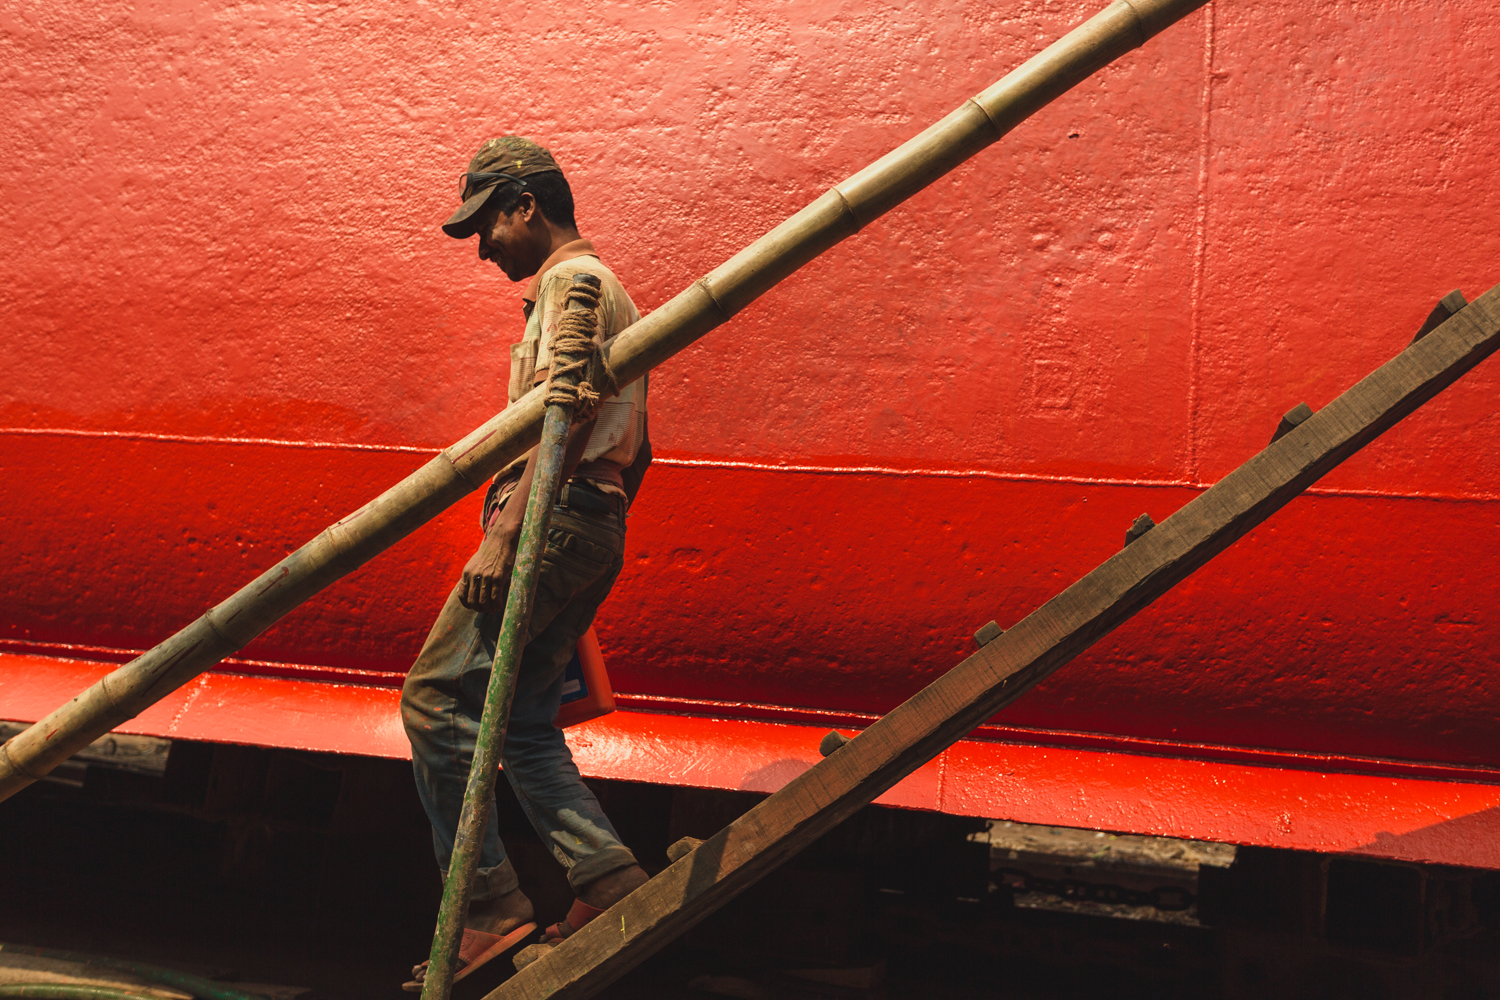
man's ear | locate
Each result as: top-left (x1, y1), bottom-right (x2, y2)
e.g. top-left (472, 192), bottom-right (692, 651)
top-left (517, 190), bottom-right (539, 224)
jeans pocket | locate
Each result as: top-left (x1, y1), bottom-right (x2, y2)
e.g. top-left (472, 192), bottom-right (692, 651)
top-left (546, 525), bottom-right (620, 568)
top-left (525, 523), bottom-right (622, 635)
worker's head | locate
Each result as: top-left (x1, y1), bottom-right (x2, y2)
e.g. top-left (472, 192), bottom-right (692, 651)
top-left (442, 136), bottom-right (579, 281)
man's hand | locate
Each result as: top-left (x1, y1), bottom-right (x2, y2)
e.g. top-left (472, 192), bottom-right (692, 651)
top-left (457, 414), bottom-right (598, 615)
top-left (459, 524), bottom-right (519, 614)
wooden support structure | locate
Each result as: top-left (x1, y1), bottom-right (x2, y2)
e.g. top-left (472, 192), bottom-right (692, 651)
top-left (488, 284), bottom-right (1500, 1000)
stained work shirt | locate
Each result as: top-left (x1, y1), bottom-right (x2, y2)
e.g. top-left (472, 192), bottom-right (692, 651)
top-left (500, 240), bottom-right (646, 494)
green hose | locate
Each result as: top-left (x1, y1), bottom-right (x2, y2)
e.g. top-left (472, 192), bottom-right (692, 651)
top-left (0, 987), bottom-right (166, 1000)
top-left (0, 945), bottom-right (267, 1000)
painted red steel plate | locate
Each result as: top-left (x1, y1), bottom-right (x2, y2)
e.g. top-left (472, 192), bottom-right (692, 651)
top-left (3, 0), bottom-right (1500, 866)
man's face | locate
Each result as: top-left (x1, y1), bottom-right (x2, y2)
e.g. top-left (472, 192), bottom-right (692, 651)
top-left (474, 194), bottom-right (538, 282)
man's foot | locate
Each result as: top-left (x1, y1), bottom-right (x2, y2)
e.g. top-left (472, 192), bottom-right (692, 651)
top-left (514, 865), bottom-right (651, 971)
top-left (403, 887), bottom-right (536, 991)
top-left (578, 864), bottom-right (649, 909)
top-left (468, 883), bottom-right (536, 936)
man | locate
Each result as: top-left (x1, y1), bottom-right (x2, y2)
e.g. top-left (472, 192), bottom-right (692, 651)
top-left (401, 136), bottom-right (651, 989)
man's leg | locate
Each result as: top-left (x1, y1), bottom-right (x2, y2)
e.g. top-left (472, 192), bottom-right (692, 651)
top-left (501, 503), bottom-right (652, 971)
top-left (500, 505), bottom-right (647, 905)
top-left (402, 501), bottom-right (647, 926)
top-left (401, 588), bottom-right (534, 935)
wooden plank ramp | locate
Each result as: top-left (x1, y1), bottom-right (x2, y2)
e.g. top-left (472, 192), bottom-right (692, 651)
top-left (491, 283), bottom-right (1500, 1000)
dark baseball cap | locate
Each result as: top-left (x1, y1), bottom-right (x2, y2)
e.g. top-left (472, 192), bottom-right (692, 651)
top-left (442, 136), bottom-right (563, 238)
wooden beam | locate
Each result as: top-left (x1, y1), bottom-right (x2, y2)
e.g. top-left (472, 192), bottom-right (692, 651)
top-left (489, 284), bottom-right (1500, 1000)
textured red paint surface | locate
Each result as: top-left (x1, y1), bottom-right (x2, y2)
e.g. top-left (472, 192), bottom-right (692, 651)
top-left (3, 1), bottom-right (1500, 853)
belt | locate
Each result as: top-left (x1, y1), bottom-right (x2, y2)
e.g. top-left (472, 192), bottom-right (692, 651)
top-left (557, 481), bottom-right (626, 518)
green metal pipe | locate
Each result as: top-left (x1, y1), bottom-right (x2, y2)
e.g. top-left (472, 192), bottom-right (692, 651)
top-left (0, 946), bottom-right (266, 1000)
top-left (419, 274), bottom-right (600, 1000)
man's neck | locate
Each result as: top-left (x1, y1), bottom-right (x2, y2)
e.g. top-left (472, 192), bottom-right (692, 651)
top-left (540, 225), bottom-right (584, 259)
top-left (521, 229), bottom-right (594, 306)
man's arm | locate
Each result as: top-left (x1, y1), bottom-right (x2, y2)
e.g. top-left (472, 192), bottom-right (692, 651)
top-left (459, 415), bottom-right (597, 614)
top-left (620, 414), bottom-right (651, 505)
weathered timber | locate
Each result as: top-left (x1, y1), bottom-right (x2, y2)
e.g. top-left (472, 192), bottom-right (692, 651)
top-left (488, 284), bottom-right (1500, 1000)
top-left (817, 731), bottom-right (850, 758)
top-left (1271, 402), bottom-right (1315, 443)
top-left (1124, 513), bottom-right (1156, 546)
top-left (0, 0), bottom-right (1211, 799)
top-left (1411, 289), bottom-right (1468, 344)
top-left (665, 838), bottom-right (704, 865)
top-left (973, 621), bottom-right (1005, 646)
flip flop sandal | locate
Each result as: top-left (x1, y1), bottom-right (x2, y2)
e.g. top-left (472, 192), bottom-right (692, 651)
top-left (513, 899), bottom-right (606, 971)
top-left (402, 922), bottom-right (538, 992)
top-left (542, 898), bottom-right (606, 944)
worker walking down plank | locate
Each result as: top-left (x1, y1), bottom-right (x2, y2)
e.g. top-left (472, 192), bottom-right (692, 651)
top-left (401, 136), bottom-right (652, 990)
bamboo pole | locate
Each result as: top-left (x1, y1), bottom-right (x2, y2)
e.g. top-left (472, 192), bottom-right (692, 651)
top-left (0, 0), bottom-right (1210, 799)
top-left (420, 274), bottom-right (601, 1000)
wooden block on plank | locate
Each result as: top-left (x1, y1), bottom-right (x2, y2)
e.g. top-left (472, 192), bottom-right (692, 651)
top-left (1410, 288), bottom-right (1468, 345)
top-left (487, 282), bottom-right (1500, 1000)
top-left (1124, 513), bottom-right (1156, 547)
top-left (1271, 403), bottom-right (1315, 443)
top-left (666, 836), bottom-right (705, 865)
top-left (973, 621), bottom-right (1004, 647)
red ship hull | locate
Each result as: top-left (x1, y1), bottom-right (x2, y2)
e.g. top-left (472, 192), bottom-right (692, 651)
top-left (3, 0), bottom-right (1499, 867)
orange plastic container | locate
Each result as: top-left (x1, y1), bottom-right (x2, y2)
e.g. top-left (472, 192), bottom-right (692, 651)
top-left (554, 626), bottom-right (616, 728)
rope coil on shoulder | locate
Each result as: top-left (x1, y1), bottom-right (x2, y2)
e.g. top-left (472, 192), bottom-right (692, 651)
top-left (546, 273), bottom-right (617, 421)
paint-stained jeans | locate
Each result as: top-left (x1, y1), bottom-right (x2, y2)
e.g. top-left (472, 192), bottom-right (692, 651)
top-left (401, 500), bottom-right (637, 899)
